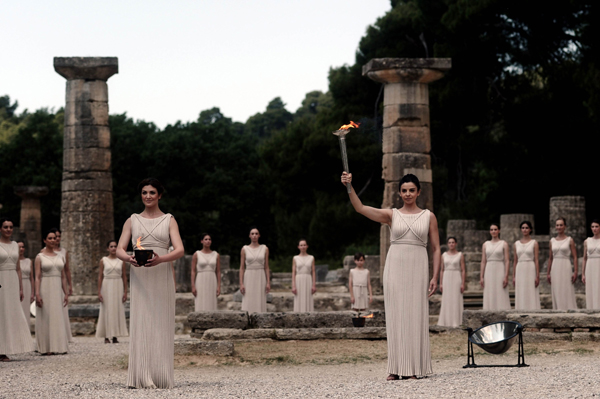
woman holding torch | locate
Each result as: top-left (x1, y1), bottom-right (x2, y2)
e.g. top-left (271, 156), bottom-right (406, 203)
top-left (341, 172), bottom-right (440, 380)
top-left (116, 178), bottom-right (184, 389)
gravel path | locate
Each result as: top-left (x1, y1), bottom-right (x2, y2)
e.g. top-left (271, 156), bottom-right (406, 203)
top-left (1, 336), bottom-right (600, 398)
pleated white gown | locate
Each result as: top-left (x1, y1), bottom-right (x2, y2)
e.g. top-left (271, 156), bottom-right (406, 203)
top-left (55, 247), bottom-right (73, 343)
top-left (241, 245), bottom-right (267, 313)
top-left (194, 251), bottom-right (218, 311)
top-left (351, 268), bottom-right (370, 310)
top-left (293, 255), bottom-right (314, 312)
top-left (96, 257), bottom-right (128, 338)
top-left (437, 252), bottom-right (463, 327)
top-left (128, 213), bottom-right (175, 389)
top-left (384, 209), bottom-right (432, 377)
top-left (586, 238), bottom-right (600, 309)
top-left (0, 242), bottom-right (35, 355)
top-left (550, 237), bottom-right (577, 310)
top-left (514, 240), bottom-right (541, 310)
top-left (35, 253), bottom-right (69, 354)
top-left (483, 240), bottom-right (511, 310)
top-left (20, 258), bottom-right (33, 325)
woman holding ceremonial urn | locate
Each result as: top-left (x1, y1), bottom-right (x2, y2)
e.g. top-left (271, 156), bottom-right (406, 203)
top-left (341, 172), bottom-right (440, 380)
top-left (116, 178), bottom-right (184, 389)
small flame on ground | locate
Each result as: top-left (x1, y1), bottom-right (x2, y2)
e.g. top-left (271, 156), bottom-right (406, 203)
top-left (135, 236), bottom-right (145, 250)
top-left (339, 121), bottom-right (360, 130)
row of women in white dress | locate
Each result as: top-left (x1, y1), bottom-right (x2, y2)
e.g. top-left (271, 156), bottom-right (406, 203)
top-left (437, 218), bottom-right (600, 327)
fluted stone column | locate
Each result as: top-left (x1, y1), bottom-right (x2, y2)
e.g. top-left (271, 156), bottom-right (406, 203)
top-left (54, 57), bottom-right (118, 295)
top-left (14, 186), bottom-right (49, 258)
top-left (550, 196), bottom-right (586, 256)
top-left (363, 58), bottom-right (451, 272)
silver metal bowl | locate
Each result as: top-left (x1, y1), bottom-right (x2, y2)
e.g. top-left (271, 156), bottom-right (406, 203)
top-left (468, 321), bottom-right (522, 354)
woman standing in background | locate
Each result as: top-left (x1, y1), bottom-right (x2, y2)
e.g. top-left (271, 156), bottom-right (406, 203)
top-left (191, 233), bottom-right (221, 311)
top-left (292, 239), bottom-right (316, 312)
top-left (96, 240), bottom-right (128, 343)
top-left (582, 219), bottom-right (600, 309)
top-left (437, 237), bottom-right (465, 327)
top-left (239, 227), bottom-right (270, 313)
top-left (480, 224), bottom-right (511, 310)
top-left (547, 217), bottom-right (578, 310)
top-left (18, 241), bottom-right (35, 324)
top-left (513, 221), bottom-right (540, 310)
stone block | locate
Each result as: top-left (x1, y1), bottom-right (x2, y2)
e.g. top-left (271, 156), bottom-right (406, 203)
top-left (71, 321), bottom-right (96, 335)
top-left (383, 82), bottom-right (429, 105)
top-left (382, 126), bottom-right (431, 155)
top-left (174, 339), bottom-right (234, 356)
top-left (65, 80), bottom-right (109, 103)
top-left (61, 172), bottom-right (112, 192)
top-left (61, 191), bottom-right (113, 213)
top-left (572, 332), bottom-right (600, 342)
top-left (220, 269), bottom-right (239, 294)
top-left (54, 57), bottom-right (118, 81)
top-left (362, 58), bottom-right (452, 80)
top-left (175, 293), bottom-right (194, 315)
top-left (248, 311), bottom-right (386, 329)
top-left (315, 264), bottom-right (329, 282)
top-left (383, 103), bottom-right (430, 128)
top-left (202, 328), bottom-right (277, 341)
top-left (382, 153), bottom-right (431, 182)
top-left (554, 328), bottom-right (572, 333)
top-left (188, 311), bottom-right (249, 332)
top-left (175, 255), bottom-right (193, 293)
top-left (446, 220), bottom-right (476, 250)
top-left (64, 100), bottom-right (110, 126)
top-left (524, 332), bottom-right (571, 343)
top-left (63, 147), bottom-right (111, 172)
top-left (463, 230), bottom-right (489, 252)
top-left (64, 125), bottom-right (111, 149)
top-left (274, 327), bottom-right (387, 340)
top-left (463, 310), bottom-right (600, 329)
top-left (500, 214), bottom-right (535, 249)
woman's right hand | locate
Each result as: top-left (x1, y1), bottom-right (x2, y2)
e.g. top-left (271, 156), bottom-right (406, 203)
top-left (240, 284), bottom-right (245, 295)
top-left (36, 296), bottom-right (43, 308)
top-left (439, 284), bottom-right (443, 294)
top-left (350, 297), bottom-right (355, 304)
top-left (479, 277), bottom-right (484, 288)
top-left (98, 293), bottom-right (104, 303)
top-left (129, 256), bottom-right (140, 268)
top-left (547, 274), bottom-right (552, 284)
top-left (192, 287), bottom-right (197, 297)
top-left (341, 172), bottom-right (352, 186)
top-left (582, 274), bottom-right (586, 284)
top-left (292, 287), bottom-right (297, 295)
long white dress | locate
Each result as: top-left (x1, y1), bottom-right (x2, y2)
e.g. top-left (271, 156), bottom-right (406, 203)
top-left (20, 258), bottom-right (33, 325)
top-left (586, 238), bottom-right (600, 309)
top-left (514, 240), bottom-right (541, 310)
top-left (293, 255), bottom-right (314, 312)
top-left (550, 237), bottom-right (577, 310)
top-left (241, 245), bottom-right (267, 313)
top-left (384, 209), bottom-right (432, 377)
top-left (96, 257), bottom-right (129, 338)
top-left (194, 251), bottom-right (218, 311)
top-left (35, 253), bottom-right (69, 354)
top-left (351, 268), bottom-right (370, 310)
top-left (437, 252), bottom-right (463, 327)
top-left (55, 247), bottom-right (73, 343)
top-left (128, 213), bottom-right (175, 389)
top-left (482, 240), bottom-right (511, 310)
top-left (0, 241), bottom-right (35, 355)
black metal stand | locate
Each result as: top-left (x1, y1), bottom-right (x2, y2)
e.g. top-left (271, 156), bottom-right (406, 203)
top-left (463, 329), bottom-right (529, 368)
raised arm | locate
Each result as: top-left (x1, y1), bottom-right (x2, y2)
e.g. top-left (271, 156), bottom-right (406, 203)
top-left (428, 213), bottom-right (441, 297)
top-left (341, 172), bottom-right (392, 225)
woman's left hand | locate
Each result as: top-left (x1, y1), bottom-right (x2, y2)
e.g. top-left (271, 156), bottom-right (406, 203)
top-left (311, 286), bottom-right (316, 295)
top-left (146, 252), bottom-right (161, 267)
top-left (20, 289), bottom-right (24, 302)
top-left (265, 283), bottom-right (271, 294)
top-left (63, 295), bottom-right (69, 307)
top-left (428, 278), bottom-right (437, 297)
top-left (502, 277), bottom-right (508, 288)
top-left (30, 294), bottom-right (35, 304)
top-left (122, 293), bottom-right (127, 303)
top-left (572, 272), bottom-right (577, 284)
top-left (535, 275), bottom-right (540, 287)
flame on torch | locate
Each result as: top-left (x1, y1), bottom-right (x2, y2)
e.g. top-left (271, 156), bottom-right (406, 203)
top-left (362, 313), bottom-right (374, 319)
top-left (339, 121), bottom-right (360, 130)
top-left (135, 236), bottom-right (145, 250)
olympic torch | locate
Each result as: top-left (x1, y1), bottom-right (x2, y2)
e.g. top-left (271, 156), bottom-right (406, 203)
top-left (333, 121), bottom-right (360, 194)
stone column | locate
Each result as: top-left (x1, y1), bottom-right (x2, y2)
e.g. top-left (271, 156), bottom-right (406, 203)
top-left (14, 186), bottom-right (49, 258)
top-left (363, 58), bottom-right (451, 271)
top-left (54, 57), bottom-right (118, 296)
top-left (550, 196), bottom-right (586, 256)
